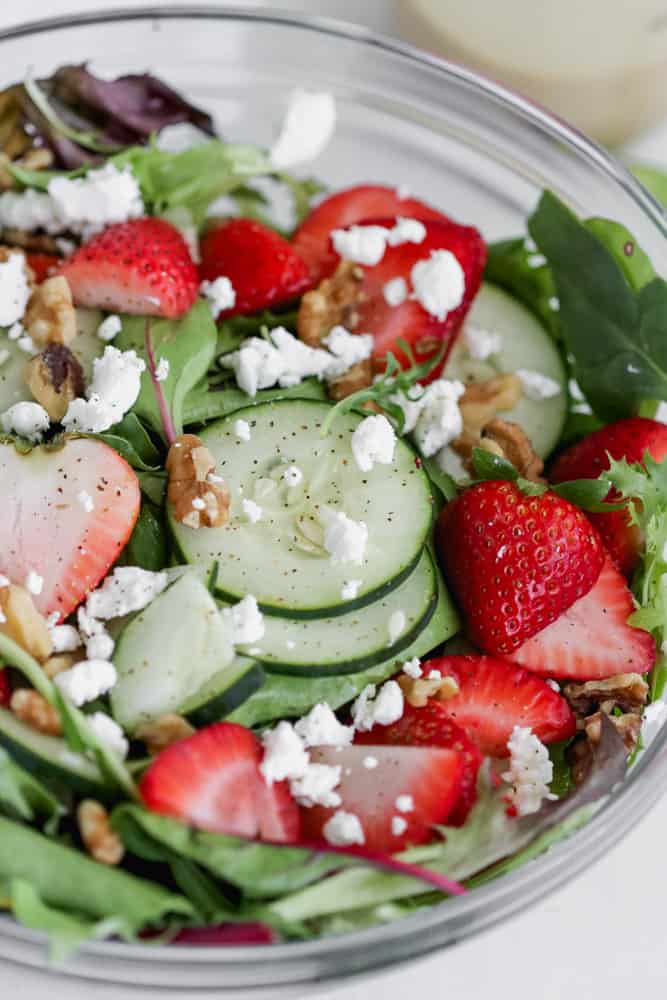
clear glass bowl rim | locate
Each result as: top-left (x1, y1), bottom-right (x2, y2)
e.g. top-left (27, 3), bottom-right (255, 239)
top-left (1, 3), bottom-right (667, 981)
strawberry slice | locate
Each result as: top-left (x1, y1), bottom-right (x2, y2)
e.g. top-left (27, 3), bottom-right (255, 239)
top-left (26, 252), bottom-right (59, 283)
top-left (140, 722), bottom-right (300, 843)
top-left (199, 218), bottom-right (310, 317)
top-left (354, 218), bottom-right (486, 380)
top-left (300, 744), bottom-right (463, 853)
top-left (292, 184), bottom-right (450, 283)
top-left (355, 702), bottom-right (483, 825)
top-left (508, 556), bottom-right (656, 681)
top-left (0, 439), bottom-right (140, 621)
top-left (416, 656), bottom-right (576, 757)
top-left (0, 670), bottom-right (10, 706)
top-left (550, 417), bottom-right (667, 576)
top-left (60, 218), bottom-right (199, 318)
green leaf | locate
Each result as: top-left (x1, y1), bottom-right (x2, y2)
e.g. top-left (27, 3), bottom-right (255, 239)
top-left (0, 748), bottom-right (64, 832)
top-left (528, 190), bottom-right (667, 421)
top-left (122, 502), bottom-right (169, 572)
top-left (584, 218), bottom-right (656, 292)
top-left (484, 238), bottom-right (561, 339)
top-left (471, 448), bottom-right (518, 482)
top-left (551, 477), bottom-right (624, 512)
top-left (91, 413), bottom-right (163, 472)
top-left (181, 378), bottom-right (327, 427)
top-left (274, 172), bottom-right (326, 228)
top-left (115, 301), bottom-right (217, 438)
top-left (216, 309), bottom-right (299, 356)
top-left (422, 455), bottom-right (458, 505)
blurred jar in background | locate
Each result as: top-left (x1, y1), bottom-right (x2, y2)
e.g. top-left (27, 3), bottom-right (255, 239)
top-left (397, 0), bottom-right (667, 144)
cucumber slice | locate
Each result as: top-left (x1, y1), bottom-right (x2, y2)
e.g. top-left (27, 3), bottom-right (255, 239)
top-left (228, 567), bottom-right (459, 729)
top-left (0, 706), bottom-right (110, 800)
top-left (237, 549), bottom-right (441, 676)
top-left (111, 572), bottom-right (235, 732)
top-left (0, 307), bottom-right (103, 412)
top-left (444, 282), bottom-right (567, 458)
top-left (170, 399), bottom-right (433, 617)
top-left (180, 656), bottom-right (265, 727)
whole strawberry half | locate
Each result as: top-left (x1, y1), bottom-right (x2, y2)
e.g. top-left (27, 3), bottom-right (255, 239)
top-left (436, 481), bottom-right (606, 655)
top-left (199, 218), bottom-right (310, 317)
top-left (140, 722), bottom-right (300, 843)
top-left (60, 217), bottom-right (199, 318)
top-left (550, 416), bottom-right (667, 576)
top-left (420, 655), bottom-right (576, 757)
top-left (355, 701), bottom-right (483, 825)
top-left (292, 183), bottom-right (451, 284)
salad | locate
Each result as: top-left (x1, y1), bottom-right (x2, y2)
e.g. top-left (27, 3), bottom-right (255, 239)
top-left (0, 63), bottom-right (666, 956)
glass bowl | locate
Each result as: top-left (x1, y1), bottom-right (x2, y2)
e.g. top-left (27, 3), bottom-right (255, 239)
top-left (1, 6), bottom-right (666, 995)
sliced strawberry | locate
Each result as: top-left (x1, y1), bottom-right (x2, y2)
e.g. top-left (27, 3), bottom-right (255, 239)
top-left (26, 252), bottom-right (59, 283)
top-left (415, 656), bottom-right (576, 757)
top-left (508, 556), bottom-right (656, 681)
top-left (355, 702), bottom-right (483, 824)
top-left (60, 218), bottom-right (199, 318)
top-left (0, 439), bottom-right (140, 621)
top-left (300, 744), bottom-right (463, 853)
top-left (292, 184), bottom-right (450, 283)
top-left (550, 417), bottom-right (667, 576)
top-left (140, 722), bottom-right (300, 843)
top-left (199, 218), bottom-right (310, 317)
top-left (437, 481), bottom-right (605, 655)
top-left (0, 670), bottom-right (10, 706)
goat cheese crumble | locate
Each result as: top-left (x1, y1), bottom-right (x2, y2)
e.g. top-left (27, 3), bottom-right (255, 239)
top-left (0, 251), bottom-right (32, 326)
top-left (49, 624), bottom-right (82, 653)
top-left (410, 249), bottom-right (466, 320)
top-left (1, 401), bottom-right (50, 442)
top-left (86, 711), bottom-right (129, 759)
top-left (86, 567), bottom-right (168, 620)
top-left (411, 379), bottom-right (465, 457)
top-left (242, 498), bottom-right (263, 523)
top-left (294, 703), bottom-right (353, 748)
top-left (322, 810), bottom-right (365, 846)
top-left (341, 579), bottom-right (362, 600)
top-left (395, 794), bottom-right (414, 813)
top-left (321, 326), bottom-right (374, 377)
top-left (47, 163), bottom-right (144, 237)
top-left (200, 276), bottom-right (236, 318)
top-left (62, 346), bottom-right (146, 433)
top-left (97, 314), bottom-right (122, 342)
top-left (270, 90), bottom-right (336, 169)
top-left (291, 763), bottom-right (342, 808)
top-left (222, 595), bottom-right (265, 645)
top-left (502, 725), bottom-right (556, 816)
top-left (331, 217), bottom-right (427, 267)
top-left (319, 507), bottom-right (368, 566)
top-left (516, 369), bottom-right (562, 400)
top-left (383, 276), bottom-right (408, 307)
top-left (391, 816), bottom-right (408, 836)
top-left (54, 659), bottom-right (118, 707)
top-left (464, 324), bottom-right (502, 360)
top-left (234, 418), bottom-right (251, 442)
top-left (352, 680), bottom-right (404, 732)
top-left (402, 657), bottom-right (422, 679)
top-left (260, 721), bottom-right (309, 783)
top-left (351, 414), bottom-right (396, 473)
top-left (155, 357), bottom-right (170, 382)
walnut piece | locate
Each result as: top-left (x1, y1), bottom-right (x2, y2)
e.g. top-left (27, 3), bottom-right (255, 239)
top-left (43, 651), bottom-right (82, 679)
top-left (77, 800), bottom-right (125, 865)
top-left (327, 358), bottom-right (373, 401)
top-left (10, 689), bottom-right (62, 736)
top-left (25, 343), bottom-right (85, 421)
top-left (2, 227), bottom-right (61, 255)
top-left (297, 261), bottom-right (365, 347)
top-left (458, 374), bottom-right (522, 435)
top-left (24, 275), bottom-right (77, 347)
top-left (398, 673), bottom-right (460, 708)
top-left (0, 584), bottom-right (53, 662)
top-left (584, 710), bottom-right (642, 752)
top-left (563, 673), bottom-right (648, 716)
top-left (481, 419), bottom-right (544, 482)
top-left (135, 713), bottom-right (195, 755)
top-left (167, 434), bottom-right (230, 530)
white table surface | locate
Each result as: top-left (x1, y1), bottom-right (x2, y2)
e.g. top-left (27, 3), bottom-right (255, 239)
top-left (2, 1), bottom-right (667, 997)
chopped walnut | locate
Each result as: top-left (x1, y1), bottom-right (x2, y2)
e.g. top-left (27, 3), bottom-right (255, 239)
top-left (327, 358), bottom-right (373, 401)
top-left (10, 689), bottom-right (62, 736)
top-left (135, 713), bottom-right (195, 755)
top-left (77, 800), bottom-right (125, 866)
top-left (25, 343), bottom-right (85, 421)
top-left (0, 584), bottom-right (53, 662)
top-left (24, 276), bottom-right (77, 347)
top-left (398, 673), bottom-right (460, 708)
top-left (167, 434), bottom-right (230, 529)
top-left (2, 228), bottom-right (61, 255)
top-left (42, 651), bottom-right (83, 679)
top-left (297, 261), bottom-right (365, 347)
top-left (584, 710), bottom-right (642, 752)
top-left (0, 146), bottom-right (54, 192)
top-left (481, 419), bottom-right (544, 482)
top-left (458, 374), bottom-right (522, 435)
top-left (563, 673), bottom-right (648, 716)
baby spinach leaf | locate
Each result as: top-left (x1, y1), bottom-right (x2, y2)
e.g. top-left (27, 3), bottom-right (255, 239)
top-left (182, 378), bottom-right (327, 427)
top-left (91, 413), bottom-right (163, 472)
top-left (484, 237), bottom-right (561, 339)
top-left (122, 502), bottom-right (169, 572)
top-left (584, 218), bottom-right (656, 292)
top-left (0, 748), bottom-right (64, 832)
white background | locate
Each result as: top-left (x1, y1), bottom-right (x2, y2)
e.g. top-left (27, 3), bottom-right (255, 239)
top-left (2, 2), bottom-right (667, 998)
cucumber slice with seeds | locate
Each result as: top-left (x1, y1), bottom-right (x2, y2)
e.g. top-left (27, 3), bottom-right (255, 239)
top-left (169, 399), bottom-right (433, 617)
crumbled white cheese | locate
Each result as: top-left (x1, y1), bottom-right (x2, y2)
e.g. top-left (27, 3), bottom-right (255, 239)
top-left (412, 379), bottom-right (465, 457)
top-left (435, 445), bottom-right (468, 480)
top-left (502, 725), bottom-right (556, 816)
top-left (222, 594), bottom-right (265, 645)
top-left (391, 816), bottom-right (408, 836)
top-left (282, 465), bottom-right (303, 487)
top-left (54, 659), bottom-right (118, 707)
top-left (155, 357), bottom-right (170, 382)
top-left (85, 629), bottom-right (115, 662)
top-left (86, 567), bottom-right (167, 620)
top-left (641, 700), bottom-right (667, 749)
top-left (62, 346), bottom-right (146, 433)
top-left (234, 418), bottom-right (251, 442)
top-left (49, 623), bottom-right (82, 653)
top-left (410, 249), bottom-right (466, 320)
top-left (319, 507), bottom-right (368, 566)
top-left (341, 579), bottom-right (362, 600)
top-left (389, 383), bottom-right (425, 435)
top-left (77, 490), bottom-right (94, 514)
top-left (383, 276), bottom-right (408, 307)
top-left (97, 314), bottom-right (122, 342)
top-left (332, 218), bottom-right (427, 267)
top-left (200, 276), bottom-right (236, 318)
top-left (294, 703), bottom-right (353, 748)
top-left (387, 609), bottom-right (406, 646)
top-left (426, 669), bottom-right (441, 680)
top-left (352, 680), bottom-right (404, 732)
top-left (7, 322), bottom-right (23, 341)
top-left (464, 324), bottom-right (502, 361)
top-left (402, 657), bottom-right (422, 679)
top-left (321, 325), bottom-right (374, 379)
top-left (260, 721), bottom-right (309, 784)
top-left (25, 571), bottom-right (43, 596)
top-left (395, 794), bottom-right (414, 813)
top-left (386, 217), bottom-right (427, 247)
top-left (1, 401), bottom-right (50, 442)
top-left (363, 755), bottom-right (379, 770)
top-left (516, 369), bottom-right (561, 401)
top-left (48, 163), bottom-right (144, 237)
top-left (351, 414), bottom-right (396, 473)
top-left (16, 334), bottom-right (37, 356)
top-left (0, 188), bottom-right (62, 235)
top-left (291, 762), bottom-right (342, 808)
top-left (270, 90), bottom-right (336, 169)
top-left (322, 810), bottom-right (365, 846)
top-left (0, 251), bottom-right (31, 326)
top-left (242, 498), bottom-right (263, 524)
top-left (86, 711), bottom-right (129, 759)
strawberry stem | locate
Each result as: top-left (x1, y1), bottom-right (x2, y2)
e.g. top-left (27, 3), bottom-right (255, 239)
top-left (145, 319), bottom-right (177, 445)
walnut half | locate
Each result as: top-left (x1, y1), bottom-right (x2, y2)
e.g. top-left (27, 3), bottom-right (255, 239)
top-left (24, 275), bottom-right (77, 347)
top-left (167, 434), bottom-right (230, 529)
top-left (297, 261), bottom-right (365, 347)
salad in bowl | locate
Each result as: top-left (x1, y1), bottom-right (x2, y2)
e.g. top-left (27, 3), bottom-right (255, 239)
top-left (0, 60), bottom-right (665, 957)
